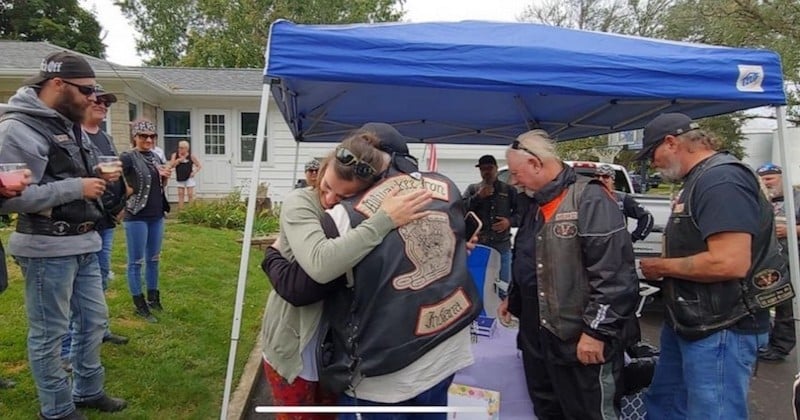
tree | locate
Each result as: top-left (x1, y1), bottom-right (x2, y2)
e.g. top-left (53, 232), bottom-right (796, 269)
top-left (664, 0), bottom-right (800, 124)
top-left (116, 0), bottom-right (405, 67)
top-left (0, 0), bottom-right (105, 57)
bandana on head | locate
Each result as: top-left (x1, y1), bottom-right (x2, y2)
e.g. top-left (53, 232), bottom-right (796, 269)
top-left (131, 120), bottom-right (157, 137)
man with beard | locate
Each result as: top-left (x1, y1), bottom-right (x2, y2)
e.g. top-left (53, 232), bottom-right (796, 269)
top-left (756, 163), bottom-right (800, 363)
top-left (0, 52), bottom-right (127, 420)
top-left (499, 129), bottom-right (638, 419)
top-left (637, 113), bottom-right (784, 419)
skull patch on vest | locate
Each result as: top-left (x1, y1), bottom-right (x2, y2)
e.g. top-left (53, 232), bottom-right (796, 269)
top-left (393, 211), bottom-right (455, 291)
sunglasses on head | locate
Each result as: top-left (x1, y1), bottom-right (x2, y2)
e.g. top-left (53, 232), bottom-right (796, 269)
top-left (511, 140), bottom-right (543, 165)
top-left (335, 146), bottom-right (377, 179)
top-left (136, 133), bottom-right (157, 140)
top-left (61, 80), bottom-right (97, 96)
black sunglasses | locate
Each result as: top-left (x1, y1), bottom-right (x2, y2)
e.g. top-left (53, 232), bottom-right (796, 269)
top-left (511, 140), bottom-right (543, 165)
top-left (92, 99), bottom-right (112, 107)
top-left (136, 134), bottom-right (157, 140)
top-left (335, 146), bottom-right (377, 179)
top-left (61, 80), bottom-right (97, 96)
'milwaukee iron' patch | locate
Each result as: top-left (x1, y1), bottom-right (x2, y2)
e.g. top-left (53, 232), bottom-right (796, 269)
top-left (416, 287), bottom-right (472, 336)
top-left (355, 174), bottom-right (449, 218)
top-left (394, 211), bottom-right (455, 290)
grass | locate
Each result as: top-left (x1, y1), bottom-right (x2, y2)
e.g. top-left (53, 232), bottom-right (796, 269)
top-left (0, 220), bottom-right (271, 419)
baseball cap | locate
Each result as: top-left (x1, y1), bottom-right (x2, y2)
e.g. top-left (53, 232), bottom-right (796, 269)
top-left (633, 113), bottom-right (700, 161)
top-left (24, 51), bottom-right (96, 86)
top-left (475, 155), bottom-right (498, 167)
top-left (304, 159), bottom-right (320, 172)
top-left (95, 84), bottom-right (118, 104)
top-left (356, 122), bottom-right (419, 174)
top-left (595, 164), bottom-right (615, 177)
top-left (757, 163), bottom-right (782, 176)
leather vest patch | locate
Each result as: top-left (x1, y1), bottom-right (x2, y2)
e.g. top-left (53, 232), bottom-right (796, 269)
top-left (415, 287), bottom-right (472, 335)
top-left (394, 211), bottom-right (455, 290)
top-left (355, 174), bottom-right (449, 217)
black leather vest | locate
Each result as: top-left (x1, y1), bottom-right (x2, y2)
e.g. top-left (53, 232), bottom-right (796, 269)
top-left (318, 169), bottom-right (482, 393)
top-left (663, 152), bottom-right (792, 340)
top-left (0, 113), bottom-right (103, 236)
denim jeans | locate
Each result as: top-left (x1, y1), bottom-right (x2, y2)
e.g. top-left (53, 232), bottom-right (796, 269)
top-left (124, 218), bottom-right (165, 296)
top-left (16, 254), bottom-right (108, 418)
top-left (497, 248), bottom-right (511, 299)
top-left (62, 228), bottom-right (117, 359)
top-left (645, 326), bottom-right (768, 420)
top-left (338, 374), bottom-right (454, 420)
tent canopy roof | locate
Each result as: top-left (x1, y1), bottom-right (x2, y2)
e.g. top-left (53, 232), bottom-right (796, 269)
top-left (264, 19), bottom-right (786, 144)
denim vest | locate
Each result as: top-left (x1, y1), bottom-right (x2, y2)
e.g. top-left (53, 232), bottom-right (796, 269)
top-left (318, 169), bottom-right (481, 393)
top-left (1, 113), bottom-right (103, 236)
top-left (664, 152), bottom-right (792, 340)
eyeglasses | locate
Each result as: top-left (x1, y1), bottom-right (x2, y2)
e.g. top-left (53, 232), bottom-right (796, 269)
top-left (61, 80), bottom-right (97, 96)
top-left (306, 169), bottom-right (318, 174)
top-left (335, 146), bottom-right (377, 179)
top-left (92, 99), bottom-right (112, 107)
top-left (136, 134), bottom-right (157, 140)
top-left (511, 140), bottom-right (543, 165)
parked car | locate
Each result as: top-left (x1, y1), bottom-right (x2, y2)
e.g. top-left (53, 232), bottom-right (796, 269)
top-left (648, 172), bottom-right (662, 188)
top-left (630, 174), bottom-right (648, 193)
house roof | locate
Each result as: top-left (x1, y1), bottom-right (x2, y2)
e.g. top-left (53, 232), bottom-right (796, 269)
top-left (0, 41), bottom-right (261, 94)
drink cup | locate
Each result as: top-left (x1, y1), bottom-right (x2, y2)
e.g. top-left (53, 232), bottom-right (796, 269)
top-left (0, 163), bottom-right (27, 189)
top-left (775, 216), bottom-right (787, 225)
top-left (97, 156), bottom-right (121, 174)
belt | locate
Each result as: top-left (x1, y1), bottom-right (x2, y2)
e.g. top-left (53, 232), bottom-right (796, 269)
top-left (16, 213), bottom-right (96, 236)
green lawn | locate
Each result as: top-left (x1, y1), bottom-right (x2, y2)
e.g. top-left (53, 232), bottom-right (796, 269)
top-left (0, 221), bottom-right (270, 419)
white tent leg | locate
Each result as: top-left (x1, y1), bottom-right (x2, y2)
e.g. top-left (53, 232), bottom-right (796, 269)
top-left (220, 83), bottom-right (272, 420)
top-left (292, 142), bottom-right (300, 186)
top-left (774, 106), bottom-right (800, 370)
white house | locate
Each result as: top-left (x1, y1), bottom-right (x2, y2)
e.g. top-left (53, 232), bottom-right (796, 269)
top-left (0, 41), bottom-right (507, 204)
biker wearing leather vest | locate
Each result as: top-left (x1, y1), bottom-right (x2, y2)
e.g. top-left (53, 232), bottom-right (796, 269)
top-left (319, 167), bottom-right (481, 404)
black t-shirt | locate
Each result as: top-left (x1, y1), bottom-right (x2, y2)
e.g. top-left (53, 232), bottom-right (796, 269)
top-left (689, 162), bottom-right (769, 333)
top-left (121, 151), bottom-right (164, 221)
top-left (86, 131), bottom-right (115, 156)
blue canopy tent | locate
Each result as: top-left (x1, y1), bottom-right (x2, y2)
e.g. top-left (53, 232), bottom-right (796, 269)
top-left (221, 20), bottom-right (798, 418)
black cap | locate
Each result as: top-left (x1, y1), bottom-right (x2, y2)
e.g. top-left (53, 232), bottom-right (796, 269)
top-left (95, 84), bottom-right (118, 104)
top-left (24, 51), bottom-right (96, 86)
top-left (633, 113), bottom-right (700, 161)
top-left (475, 155), bottom-right (497, 167)
top-left (356, 122), bottom-right (420, 174)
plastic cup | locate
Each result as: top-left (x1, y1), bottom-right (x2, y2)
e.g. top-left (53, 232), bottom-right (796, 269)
top-left (0, 163), bottom-right (27, 189)
top-left (97, 156), bottom-right (121, 174)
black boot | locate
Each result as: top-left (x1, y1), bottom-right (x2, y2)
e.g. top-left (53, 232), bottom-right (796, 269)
top-left (132, 294), bottom-right (157, 323)
top-left (147, 289), bottom-right (163, 311)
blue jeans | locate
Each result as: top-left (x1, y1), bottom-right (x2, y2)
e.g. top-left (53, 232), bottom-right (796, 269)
top-left (124, 218), bottom-right (165, 296)
top-left (62, 228), bottom-right (116, 359)
top-left (16, 254), bottom-right (108, 418)
top-left (338, 374), bottom-right (454, 420)
top-left (645, 326), bottom-right (768, 420)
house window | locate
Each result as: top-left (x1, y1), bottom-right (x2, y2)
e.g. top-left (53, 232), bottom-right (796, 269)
top-left (128, 102), bottom-right (138, 121)
top-left (240, 112), bottom-right (266, 162)
top-left (164, 111), bottom-right (191, 158)
top-left (204, 114), bottom-right (225, 155)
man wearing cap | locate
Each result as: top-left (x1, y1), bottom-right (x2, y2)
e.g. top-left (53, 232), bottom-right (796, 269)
top-left (595, 164), bottom-right (654, 242)
top-left (498, 129), bottom-right (638, 419)
top-left (637, 113), bottom-right (787, 418)
top-left (463, 154), bottom-right (518, 296)
top-left (0, 51), bottom-right (127, 419)
top-left (757, 163), bottom-right (800, 363)
top-left (294, 158), bottom-right (320, 188)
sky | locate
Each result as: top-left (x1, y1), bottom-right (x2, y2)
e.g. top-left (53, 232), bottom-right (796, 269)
top-left (79, 0), bottom-right (535, 66)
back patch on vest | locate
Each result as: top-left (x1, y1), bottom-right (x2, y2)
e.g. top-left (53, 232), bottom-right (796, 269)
top-left (394, 211), bottom-right (455, 290)
top-left (416, 287), bottom-right (472, 336)
top-left (355, 174), bottom-right (449, 217)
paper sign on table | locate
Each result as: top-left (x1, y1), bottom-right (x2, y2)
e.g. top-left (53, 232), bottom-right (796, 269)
top-left (447, 383), bottom-right (500, 420)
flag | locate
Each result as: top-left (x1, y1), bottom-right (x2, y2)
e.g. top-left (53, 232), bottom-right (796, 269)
top-left (426, 143), bottom-right (438, 172)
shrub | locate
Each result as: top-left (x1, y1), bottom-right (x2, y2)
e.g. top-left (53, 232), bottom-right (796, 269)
top-left (176, 190), bottom-right (280, 235)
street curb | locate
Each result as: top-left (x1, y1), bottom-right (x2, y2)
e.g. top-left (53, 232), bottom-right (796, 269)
top-left (227, 332), bottom-right (264, 419)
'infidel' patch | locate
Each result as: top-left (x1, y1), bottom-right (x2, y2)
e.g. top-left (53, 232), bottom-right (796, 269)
top-left (355, 174), bottom-right (449, 218)
top-left (416, 287), bottom-right (472, 336)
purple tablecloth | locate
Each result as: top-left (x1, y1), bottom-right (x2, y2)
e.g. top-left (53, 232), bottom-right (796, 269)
top-left (453, 325), bottom-right (536, 419)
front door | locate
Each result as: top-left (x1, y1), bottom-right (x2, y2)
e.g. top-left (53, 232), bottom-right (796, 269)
top-left (197, 111), bottom-right (233, 194)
